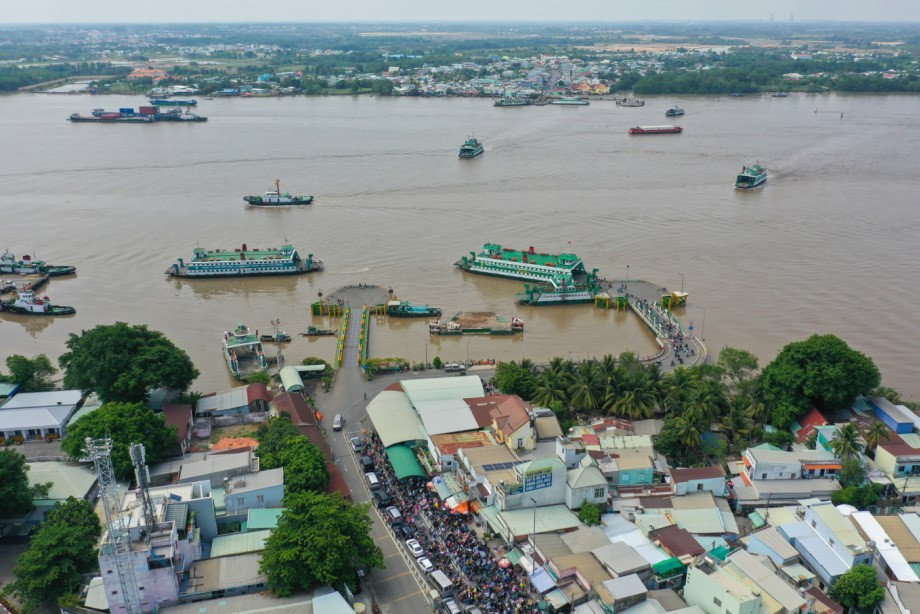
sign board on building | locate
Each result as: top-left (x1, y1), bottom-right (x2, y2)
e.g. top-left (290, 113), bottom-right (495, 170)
top-left (524, 466), bottom-right (553, 492)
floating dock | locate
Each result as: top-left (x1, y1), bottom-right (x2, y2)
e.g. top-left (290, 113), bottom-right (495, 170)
top-left (429, 312), bottom-right (524, 336)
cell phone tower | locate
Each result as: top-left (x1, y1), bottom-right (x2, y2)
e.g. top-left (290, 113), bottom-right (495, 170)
top-left (87, 437), bottom-right (142, 614)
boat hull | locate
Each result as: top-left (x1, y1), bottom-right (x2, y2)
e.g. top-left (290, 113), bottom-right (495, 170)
top-left (735, 176), bottom-right (767, 189)
top-left (244, 196), bottom-right (314, 206)
top-left (1, 304), bottom-right (75, 316)
top-left (459, 150), bottom-right (484, 158)
top-left (168, 266), bottom-right (321, 278)
top-left (387, 309), bottom-right (442, 318)
top-left (518, 295), bottom-right (595, 305)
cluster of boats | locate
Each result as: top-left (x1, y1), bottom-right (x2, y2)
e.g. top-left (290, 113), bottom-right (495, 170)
top-left (68, 101), bottom-right (207, 123)
top-left (0, 250), bottom-right (77, 316)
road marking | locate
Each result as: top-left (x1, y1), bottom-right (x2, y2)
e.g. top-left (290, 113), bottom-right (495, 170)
top-left (383, 552), bottom-right (402, 559)
top-left (378, 570), bottom-right (412, 582)
top-left (384, 589), bottom-right (425, 604)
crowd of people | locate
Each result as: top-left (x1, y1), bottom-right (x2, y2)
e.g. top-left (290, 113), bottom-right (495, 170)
top-left (362, 431), bottom-right (541, 614)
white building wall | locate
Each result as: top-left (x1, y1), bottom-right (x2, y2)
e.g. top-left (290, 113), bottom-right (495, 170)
top-left (683, 566), bottom-right (761, 614)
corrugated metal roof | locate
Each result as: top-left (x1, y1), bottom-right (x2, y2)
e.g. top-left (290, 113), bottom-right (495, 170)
top-left (415, 399), bottom-right (479, 435)
top-left (401, 375), bottom-right (484, 405)
top-left (198, 387), bottom-right (250, 413)
top-left (179, 450), bottom-right (251, 480)
top-left (246, 508), bottom-right (285, 531)
top-left (279, 366), bottom-right (304, 392)
top-left (591, 542), bottom-right (649, 575)
top-left (748, 526), bottom-right (800, 561)
top-left (366, 390), bottom-right (427, 448)
top-left (499, 504), bottom-right (581, 537)
top-left (1, 390), bottom-right (82, 409)
top-left (210, 529), bottom-right (271, 557)
top-left (0, 405), bottom-right (75, 430)
top-left (28, 461), bottom-right (97, 502)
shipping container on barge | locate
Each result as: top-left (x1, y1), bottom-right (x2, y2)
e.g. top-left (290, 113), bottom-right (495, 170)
top-left (628, 125), bottom-right (683, 135)
top-left (166, 243), bottom-right (322, 278)
top-left (456, 243), bottom-right (589, 284)
top-left (68, 106), bottom-right (207, 123)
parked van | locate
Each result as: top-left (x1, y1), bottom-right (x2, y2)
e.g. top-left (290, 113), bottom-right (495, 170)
top-left (365, 471), bottom-right (380, 490)
top-left (332, 414), bottom-right (344, 431)
top-left (430, 569), bottom-right (454, 596)
top-left (444, 363), bottom-right (466, 373)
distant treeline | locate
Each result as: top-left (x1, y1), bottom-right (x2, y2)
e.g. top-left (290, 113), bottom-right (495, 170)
top-left (0, 63), bottom-right (130, 92)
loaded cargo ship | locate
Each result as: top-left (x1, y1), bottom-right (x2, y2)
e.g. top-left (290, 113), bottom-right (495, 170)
top-left (517, 271), bottom-right (602, 306)
top-left (429, 312), bottom-right (524, 336)
top-left (629, 125), bottom-right (683, 135)
top-left (1, 250), bottom-right (76, 276)
top-left (735, 164), bottom-right (767, 189)
top-left (456, 243), bottom-right (589, 284)
top-left (166, 243), bottom-right (322, 278)
top-left (223, 324), bottom-right (269, 380)
top-left (68, 106), bottom-right (207, 123)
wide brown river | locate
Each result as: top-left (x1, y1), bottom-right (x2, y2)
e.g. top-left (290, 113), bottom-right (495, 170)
top-left (0, 93), bottom-right (918, 396)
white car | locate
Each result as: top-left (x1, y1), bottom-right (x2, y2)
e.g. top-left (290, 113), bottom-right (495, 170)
top-left (405, 538), bottom-right (425, 558)
top-left (417, 556), bottom-right (435, 574)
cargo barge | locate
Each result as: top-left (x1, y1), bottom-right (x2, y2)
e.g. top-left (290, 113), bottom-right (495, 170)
top-left (456, 243), bottom-right (589, 284)
top-left (150, 99), bottom-right (197, 106)
top-left (429, 312), bottom-right (524, 336)
top-left (68, 106), bottom-right (207, 123)
top-left (1, 250), bottom-right (75, 276)
top-left (517, 271), bottom-right (602, 306)
top-left (494, 97), bottom-right (532, 107)
top-left (628, 125), bottom-right (683, 135)
top-left (166, 243), bottom-right (322, 278)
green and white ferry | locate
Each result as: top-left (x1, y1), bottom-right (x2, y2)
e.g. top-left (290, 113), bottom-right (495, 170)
top-left (456, 243), bottom-right (589, 284)
top-left (517, 271), bottom-right (601, 306)
top-left (223, 323), bottom-right (269, 380)
top-left (735, 164), bottom-right (767, 189)
top-left (166, 243), bottom-right (322, 278)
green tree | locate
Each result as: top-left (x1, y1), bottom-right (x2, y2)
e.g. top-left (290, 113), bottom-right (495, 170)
top-left (255, 414), bottom-right (302, 470)
top-left (830, 423), bottom-right (863, 460)
top-left (59, 322), bottom-right (199, 403)
top-left (0, 355), bottom-right (56, 392)
top-left (717, 347), bottom-right (759, 390)
top-left (872, 385), bottom-right (902, 404)
top-left (5, 497), bottom-right (102, 613)
top-left (838, 457), bottom-right (868, 488)
top-left (831, 483), bottom-right (884, 509)
top-left (432, 356), bottom-right (443, 369)
top-left (0, 449), bottom-right (44, 518)
top-left (492, 361), bottom-right (537, 400)
top-left (662, 366), bottom-right (698, 415)
top-left (568, 364), bottom-right (603, 414)
top-left (61, 402), bottom-right (178, 480)
top-left (763, 430), bottom-right (795, 450)
top-left (829, 564), bottom-right (885, 610)
top-left (260, 492), bottom-right (384, 595)
top-left (247, 370), bottom-right (271, 385)
top-left (610, 372), bottom-right (658, 420)
top-left (760, 334), bottom-right (880, 419)
top-left (578, 500), bottom-right (602, 526)
top-left (863, 422), bottom-right (891, 456)
top-left (279, 438), bottom-right (329, 494)
top-left (533, 370), bottom-right (571, 407)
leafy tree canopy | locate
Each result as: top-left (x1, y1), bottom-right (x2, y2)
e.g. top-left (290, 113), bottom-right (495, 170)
top-left (762, 430), bottom-right (795, 450)
top-left (829, 564), bottom-right (885, 609)
top-left (59, 322), bottom-right (199, 403)
top-left (578, 500), bottom-right (602, 526)
top-left (5, 497), bottom-right (102, 613)
top-left (61, 402), bottom-right (178, 480)
top-left (760, 334), bottom-right (880, 419)
top-left (838, 457), bottom-right (868, 488)
top-left (0, 354), bottom-right (56, 392)
top-left (260, 492), bottom-right (383, 595)
top-left (279, 437), bottom-right (329, 495)
top-left (492, 361), bottom-right (537, 400)
top-left (0, 449), bottom-right (44, 518)
top-left (246, 370), bottom-right (271, 385)
top-left (717, 347), bottom-right (759, 387)
top-left (255, 414), bottom-right (302, 470)
top-left (831, 484), bottom-right (883, 510)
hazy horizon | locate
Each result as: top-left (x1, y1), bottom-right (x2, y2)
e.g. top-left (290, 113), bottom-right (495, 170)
top-left (3, 0), bottom-right (920, 25)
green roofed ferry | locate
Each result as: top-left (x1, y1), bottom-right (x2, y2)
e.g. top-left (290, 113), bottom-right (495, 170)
top-left (456, 243), bottom-right (589, 284)
top-left (735, 164), bottom-right (767, 189)
top-left (223, 323), bottom-right (269, 380)
top-left (517, 270), bottom-right (601, 305)
top-left (459, 137), bottom-right (484, 159)
top-left (166, 243), bottom-right (322, 278)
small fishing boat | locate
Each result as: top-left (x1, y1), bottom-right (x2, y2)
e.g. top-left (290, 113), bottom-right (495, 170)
top-left (301, 326), bottom-right (338, 336)
top-left (260, 332), bottom-right (292, 343)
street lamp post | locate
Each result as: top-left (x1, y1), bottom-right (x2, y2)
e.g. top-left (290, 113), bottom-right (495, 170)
top-left (466, 338), bottom-right (471, 365)
top-left (425, 339), bottom-right (428, 368)
top-left (530, 497), bottom-right (537, 551)
top-left (693, 305), bottom-right (706, 341)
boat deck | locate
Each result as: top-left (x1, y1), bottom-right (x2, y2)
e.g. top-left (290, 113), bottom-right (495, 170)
top-left (476, 247), bottom-right (579, 268)
top-left (193, 247), bottom-right (294, 262)
top-left (452, 311), bottom-right (506, 328)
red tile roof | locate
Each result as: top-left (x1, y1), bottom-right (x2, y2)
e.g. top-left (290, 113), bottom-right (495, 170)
top-left (795, 406), bottom-right (828, 443)
top-left (246, 383), bottom-right (271, 404)
top-left (491, 396), bottom-right (531, 436)
top-left (384, 382), bottom-right (404, 392)
top-left (591, 417), bottom-right (634, 433)
top-left (465, 395), bottom-right (508, 428)
top-left (669, 465), bottom-right (725, 483)
top-left (582, 434), bottom-right (600, 446)
top-left (653, 525), bottom-right (705, 557)
top-left (162, 403), bottom-right (192, 443)
top-left (805, 587), bottom-right (843, 614)
top-left (430, 431), bottom-right (493, 455)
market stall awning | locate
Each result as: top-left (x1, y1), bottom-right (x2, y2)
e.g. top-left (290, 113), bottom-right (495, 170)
top-left (386, 444), bottom-right (426, 481)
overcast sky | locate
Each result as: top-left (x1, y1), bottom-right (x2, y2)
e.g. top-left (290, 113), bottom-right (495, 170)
top-left (4, 0), bottom-right (920, 24)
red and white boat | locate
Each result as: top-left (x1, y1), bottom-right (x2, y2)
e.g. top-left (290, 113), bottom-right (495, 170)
top-left (628, 125), bottom-right (683, 135)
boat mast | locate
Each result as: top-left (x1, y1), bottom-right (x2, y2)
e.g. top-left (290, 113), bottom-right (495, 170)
top-left (275, 178), bottom-right (281, 195)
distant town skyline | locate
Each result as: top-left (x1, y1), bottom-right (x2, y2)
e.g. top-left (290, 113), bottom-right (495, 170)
top-left (3, 0), bottom-right (920, 24)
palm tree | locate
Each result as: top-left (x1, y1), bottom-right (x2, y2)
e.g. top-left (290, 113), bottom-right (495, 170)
top-left (599, 354), bottom-right (617, 380)
top-left (532, 371), bottom-right (570, 408)
top-left (568, 364), bottom-right (603, 415)
top-left (548, 357), bottom-right (566, 373)
top-left (745, 399), bottom-right (770, 427)
top-left (674, 413), bottom-right (703, 449)
top-left (520, 358), bottom-right (536, 373)
top-left (663, 367), bottom-right (698, 415)
top-left (611, 373), bottom-right (658, 420)
top-left (721, 403), bottom-right (751, 446)
top-left (863, 422), bottom-right (891, 457)
top-left (830, 423), bottom-right (863, 460)
top-left (873, 386), bottom-right (902, 404)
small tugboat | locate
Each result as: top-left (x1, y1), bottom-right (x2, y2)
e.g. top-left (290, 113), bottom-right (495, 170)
top-left (735, 164), bottom-right (767, 189)
top-left (244, 179), bottom-right (313, 206)
top-left (260, 332), bottom-right (292, 343)
top-left (0, 250), bottom-right (76, 276)
top-left (301, 326), bottom-right (337, 336)
top-left (223, 324), bottom-right (269, 380)
top-left (458, 137), bottom-right (484, 159)
top-left (551, 97), bottom-right (589, 106)
top-left (386, 300), bottom-right (442, 318)
top-left (0, 288), bottom-right (75, 316)
top-left (628, 125), bottom-right (683, 135)
top-left (665, 106), bottom-right (685, 117)
top-left (615, 97), bottom-right (645, 107)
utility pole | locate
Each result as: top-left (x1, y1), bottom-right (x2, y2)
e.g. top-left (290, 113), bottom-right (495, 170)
top-left (271, 319), bottom-right (284, 368)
